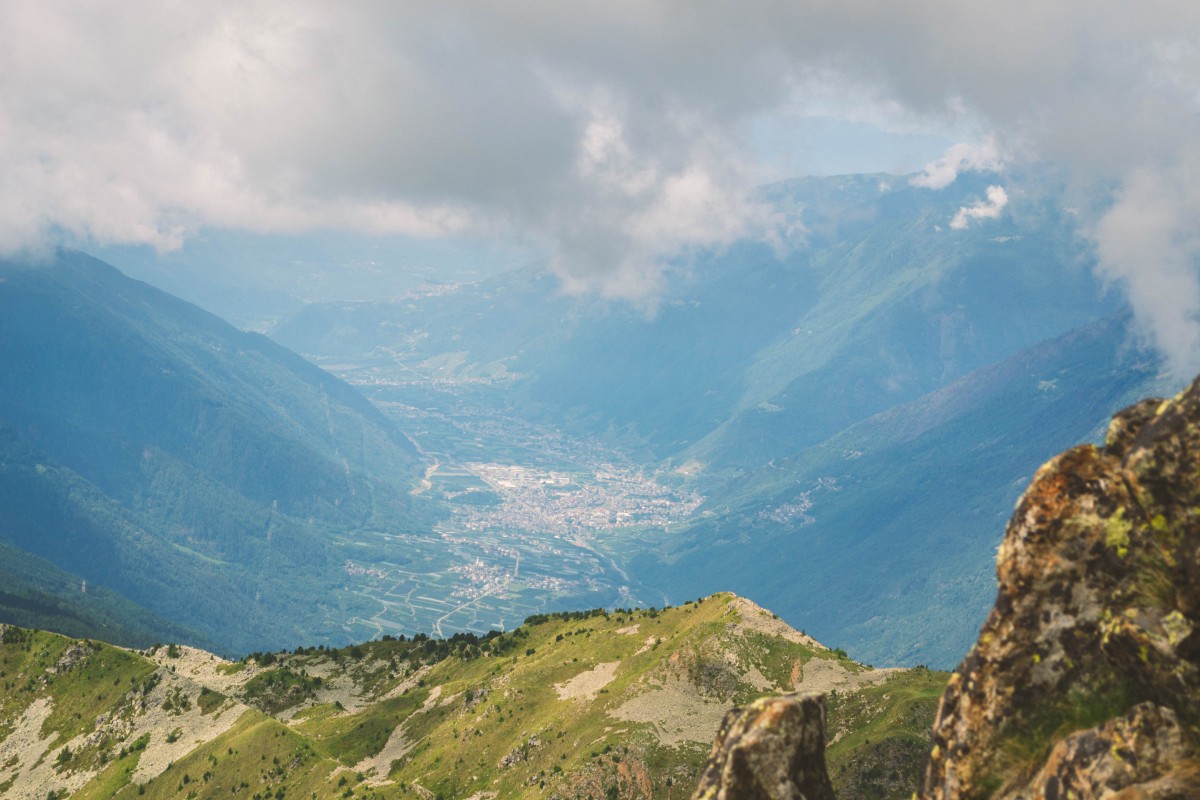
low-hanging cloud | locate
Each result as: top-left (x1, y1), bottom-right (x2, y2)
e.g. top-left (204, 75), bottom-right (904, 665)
top-left (1093, 158), bottom-right (1200, 372)
top-left (0, 2), bottom-right (793, 297)
top-left (911, 140), bottom-right (1003, 190)
top-left (2, 2), bottom-right (1200, 369)
top-left (950, 185), bottom-right (1008, 230)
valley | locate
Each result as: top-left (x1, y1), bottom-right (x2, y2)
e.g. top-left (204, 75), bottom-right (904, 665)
top-left (3, 7), bottom-right (1196, 798)
top-left (260, 173), bottom-right (1181, 668)
top-left (0, 173), bottom-right (1182, 670)
top-left (333, 384), bottom-right (702, 641)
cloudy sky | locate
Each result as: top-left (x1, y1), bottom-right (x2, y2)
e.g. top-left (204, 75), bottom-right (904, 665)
top-left (3, 2), bottom-right (1200, 369)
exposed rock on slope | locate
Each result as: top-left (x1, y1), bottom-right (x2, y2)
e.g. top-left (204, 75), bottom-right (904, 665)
top-left (917, 378), bottom-right (1200, 798)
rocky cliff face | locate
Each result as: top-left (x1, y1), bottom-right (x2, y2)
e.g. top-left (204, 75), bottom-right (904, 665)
top-left (917, 378), bottom-right (1200, 798)
top-left (695, 379), bottom-right (1200, 800)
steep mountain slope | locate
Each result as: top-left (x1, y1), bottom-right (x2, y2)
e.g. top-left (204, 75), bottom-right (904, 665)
top-left (0, 251), bottom-right (433, 653)
top-left (0, 594), bottom-right (945, 800)
top-left (640, 311), bottom-right (1173, 667)
top-left (0, 542), bottom-right (211, 652)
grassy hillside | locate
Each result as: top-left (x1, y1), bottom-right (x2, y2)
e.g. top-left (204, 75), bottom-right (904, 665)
top-left (0, 594), bottom-right (945, 800)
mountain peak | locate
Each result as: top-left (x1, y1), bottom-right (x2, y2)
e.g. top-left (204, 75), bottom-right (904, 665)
top-left (719, 594), bottom-right (830, 652)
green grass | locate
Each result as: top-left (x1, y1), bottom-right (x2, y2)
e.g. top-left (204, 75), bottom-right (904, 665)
top-left (0, 628), bottom-right (157, 750)
top-left (41, 641), bottom-right (156, 743)
top-left (69, 743), bottom-right (145, 800)
top-left (241, 665), bottom-right (324, 715)
top-left (134, 712), bottom-right (338, 800)
top-left (2, 596), bottom-right (949, 800)
top-left (978, 674), bottom-right (1150, 794)
top-left (826, 668), bottom-right (948, 800)
top-left (197, 685), bottom-right (225, 715)
top-left (301, 692), bottom-right (427, 766)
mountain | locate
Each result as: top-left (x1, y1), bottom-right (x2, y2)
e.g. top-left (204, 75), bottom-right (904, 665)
top-left (0, 250), bottom-right (434, 654)
top-left (0, 593), bottom-right (945, 800)
top-left (268, 172), bottom-right (1174, 667)
top-left (11, 379), bottom-right (1200, 800)
top-left (639, 310), bottom-right (1174, 667)
top-left (0, 541), bottom-right (212, 652)
top-left (273, 173), bottom-right (1120, 462)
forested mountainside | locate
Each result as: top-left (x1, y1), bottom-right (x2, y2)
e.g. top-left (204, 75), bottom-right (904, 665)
top-left (0, 251), bottom-right (433, 654)
top-left (0, 541), bottom-right (213, 653)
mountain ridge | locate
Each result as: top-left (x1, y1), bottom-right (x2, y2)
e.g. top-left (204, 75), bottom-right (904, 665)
top-left (0, 593), bottom-right (945, 800)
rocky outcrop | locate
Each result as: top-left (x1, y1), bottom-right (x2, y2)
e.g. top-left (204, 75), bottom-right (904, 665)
top-left (693, 693), bottom-right (834, 800)
top-left (918, 379), bottom-right (1200, 799)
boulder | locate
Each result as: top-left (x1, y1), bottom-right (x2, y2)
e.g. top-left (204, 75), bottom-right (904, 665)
top-left (693, 693), bottom-right (834, 800)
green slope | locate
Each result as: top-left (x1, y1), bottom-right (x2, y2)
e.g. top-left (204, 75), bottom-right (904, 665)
top-left (0, 594), bottom-right (946, 800)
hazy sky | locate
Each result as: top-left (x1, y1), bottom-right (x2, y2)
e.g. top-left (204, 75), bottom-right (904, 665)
top-left (3, 2), bottom-right (1199, 370)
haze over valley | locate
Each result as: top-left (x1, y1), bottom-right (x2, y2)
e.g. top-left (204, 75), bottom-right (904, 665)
top-left (0, 171), bottom-right (1180, 670)
top-left (2, 0), bottom-right (1199, 676)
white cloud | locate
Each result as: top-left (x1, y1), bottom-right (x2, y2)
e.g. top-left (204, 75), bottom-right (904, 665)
top-left (1092, 157), bottom-right (1200, 376)
top-left (911, 139), bottom-right (1004, 189)
top-left (1, 0), bottom-right (1200, 362)
top-left (0, 1), bottom-right (798, 299)
top-left (950, 185), bottom-right (1009, 229)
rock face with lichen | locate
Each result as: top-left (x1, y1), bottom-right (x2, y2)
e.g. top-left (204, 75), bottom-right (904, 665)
top-left (693, 693), bottom-right (834, 800)
top-left (917, 379), bottom-right (1200, 799)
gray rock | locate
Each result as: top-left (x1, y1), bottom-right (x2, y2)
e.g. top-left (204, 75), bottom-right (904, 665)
top-left (692, 693), bottom-right (834, 800)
